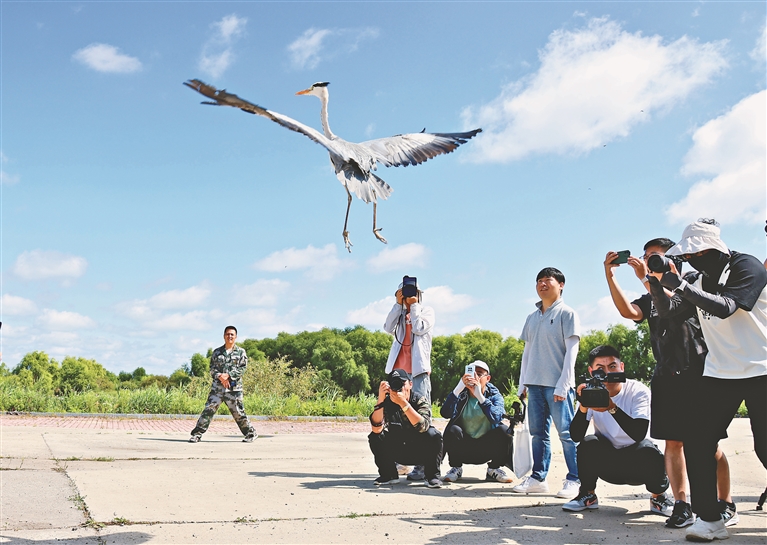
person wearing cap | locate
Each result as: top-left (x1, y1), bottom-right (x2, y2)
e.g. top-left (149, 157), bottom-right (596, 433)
top-left (440, 360), bottom-right (513, 484)
top-left (383, 277), bottom-right (435, 481)
top-left (513, 267), bottom-right (581, 500)
top-left (368, 369), bottom-right (443, 488)
top-left (658, 219), bottom-right (766, 542)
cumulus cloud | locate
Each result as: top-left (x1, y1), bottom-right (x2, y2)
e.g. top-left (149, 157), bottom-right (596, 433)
top-left (235, 279), bottom-right (291, 307)
top-left (366, 243), bottom-right (428, 272)
top-left (423, 286), bottom-right (476, 315)
top-left (13, 250), bottom-right (87, 281)
top-left (148, 285), bottom-right (211, 309)
top-left (36, 309), bottom-right (96, 330)
top-left (287, 27), bottom-right (379, 70)
top-left (577, 294), bottom-right (637, 333)
top-left (1, 294), bottom-right (38, 315)
top-left (72, 43), bottom-right (142, 73)
top-left (1, 151), bottom-right (19, 185)
top-left (666, 90), bottom-right (766, 225)
top-left (254, 244), bottom-right (350, 281)
top-left (150, 311), bottom-right (210, 331)
top-left (462, 17), bottom-right (727, 163)
top-left (199, 14), bottom-right (247, 78)
top-left (346, 295), bottom-right (396, 328)
top-left (225, 308), bottom-right (300, 337)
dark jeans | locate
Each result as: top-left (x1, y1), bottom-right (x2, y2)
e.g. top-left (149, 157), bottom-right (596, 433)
top-left (578, 436), bottom-right (669, 495)
top-left (368, 426), bottom-right (443, 480)
top-left (443, 424), bottom-right (512, 469)
top-left (684, 375), bottom-right (767, 521)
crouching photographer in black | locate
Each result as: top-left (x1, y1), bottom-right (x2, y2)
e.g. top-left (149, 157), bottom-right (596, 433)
top-left (368, 369), bottom-right (443, 488)
top-left (563, 345), bottom-right (671, 514)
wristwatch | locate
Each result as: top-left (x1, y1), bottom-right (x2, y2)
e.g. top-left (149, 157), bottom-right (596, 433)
top-left (607, 404), bottom-right (617, 415)
top-left (402, 404), bottom-right (410, 413)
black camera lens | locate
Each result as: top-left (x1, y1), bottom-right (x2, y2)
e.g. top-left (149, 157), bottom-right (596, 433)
top-left (647, 254), bottom-right (672, 273)
top-left (388, 376), bottom-right (405, 392)
top-left (401, 276), bottom-right (418, 298)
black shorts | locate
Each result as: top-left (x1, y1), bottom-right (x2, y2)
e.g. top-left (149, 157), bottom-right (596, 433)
top-left (650, 371), bottom-right (702, 441)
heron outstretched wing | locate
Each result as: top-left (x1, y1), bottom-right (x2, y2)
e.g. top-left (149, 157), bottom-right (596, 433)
top-left (184, 79), bottom-right (353, 162)
top-left (361, 129), bottom-right (482, 168)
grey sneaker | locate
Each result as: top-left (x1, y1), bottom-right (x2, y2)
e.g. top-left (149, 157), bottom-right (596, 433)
top-left (666, 501), bottom-right (695, 528)
top-left (188, 435), bottom-right (201, 443)
top-left (562, 491), bottom-right (599, 512)
top-left (407, 465), bottom-right (425, 481)
top-left (443, 467), bottom-right (463, 483)
top-left (719, 500), bottom-right (738, 527)
top-left (486, 467), bottom-right (513, 483)
top-left (425, 477), bottom-right (442, 489)
top-left (651, 493), bottom-right (674, 516)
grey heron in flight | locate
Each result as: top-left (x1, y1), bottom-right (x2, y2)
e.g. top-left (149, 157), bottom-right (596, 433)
top-left (184, 79), bottom-right (481, 252)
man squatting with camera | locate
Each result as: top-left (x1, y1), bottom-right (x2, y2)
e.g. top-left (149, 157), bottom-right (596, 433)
top-left (383, 276), bottom-right (435, 481)
top-left (189, 326), bottom-right (257, 443)
top-left (440, 360), bottom-right (514, 483)
top-left (604, 240), bottom-right (734, 529)
top-left (563, 345), bottom-right (671, 513)
top-left (368, 369), bottom-right (443, 488)
top-left (514, 267), bottom-right (581, 499)
top-left (657, 219), bottom-right (767, 542)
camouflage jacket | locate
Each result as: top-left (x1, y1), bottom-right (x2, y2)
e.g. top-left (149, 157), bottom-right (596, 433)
top-left (371, 391), bottom-right (432, 434)
top-left (209, 345), bottom-right (248, 392)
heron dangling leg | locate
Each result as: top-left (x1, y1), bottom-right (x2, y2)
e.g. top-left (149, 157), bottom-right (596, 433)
top-left (342, 185), bottom-right (353, 253)
top-left (372, 202), bottom-right (387, 244)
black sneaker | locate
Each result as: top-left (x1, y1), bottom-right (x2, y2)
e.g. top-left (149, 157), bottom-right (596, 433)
top-left (719, 500), bottom-right (739, 527)
top-left (188, 435), bottom-right (201, 443)
top-left (374, 476), bottom-right (399, 486)
top-left (425, 477), bottom-right (442, 489)
top-left (665, 500), bottom-right (694, 528)
top-left (243, 433), bottom-right (258, 443)
top-left (562, 491), bottom-right (599, 512)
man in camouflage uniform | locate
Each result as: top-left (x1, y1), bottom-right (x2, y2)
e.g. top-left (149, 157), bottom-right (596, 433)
top-left (189, 325), bottom-right (257, 443)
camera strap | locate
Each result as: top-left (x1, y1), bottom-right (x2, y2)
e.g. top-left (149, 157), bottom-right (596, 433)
top-left (394, 310), bottom-right (414, 347)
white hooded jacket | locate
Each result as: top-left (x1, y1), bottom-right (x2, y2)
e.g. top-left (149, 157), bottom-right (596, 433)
top-left (383, 302), bottom-right (435, 376)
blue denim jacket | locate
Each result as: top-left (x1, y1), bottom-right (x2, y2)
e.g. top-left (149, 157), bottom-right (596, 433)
top-left (440, 382), bottom-right (506, 431)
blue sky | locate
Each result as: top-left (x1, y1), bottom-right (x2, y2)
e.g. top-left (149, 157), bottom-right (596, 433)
top-left (2, 1), bottom-right (765, 376)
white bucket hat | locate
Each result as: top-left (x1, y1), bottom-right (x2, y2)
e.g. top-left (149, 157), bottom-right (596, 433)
top-left (666, 220), bottom-right (729, 257)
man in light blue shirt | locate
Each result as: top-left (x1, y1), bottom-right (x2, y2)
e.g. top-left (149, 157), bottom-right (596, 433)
top-left (513, 267), bottom-right (581, 499)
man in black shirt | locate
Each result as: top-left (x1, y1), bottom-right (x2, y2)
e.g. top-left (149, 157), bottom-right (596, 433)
top-left (368, 369), bottom-right (443, 488)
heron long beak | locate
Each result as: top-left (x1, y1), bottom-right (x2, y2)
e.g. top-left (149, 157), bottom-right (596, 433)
top-left (296, 88), bottom-right (311, 95)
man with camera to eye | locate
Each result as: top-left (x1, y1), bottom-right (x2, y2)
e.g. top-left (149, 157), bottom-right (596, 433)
top-left (383, 276), bottom-right (435, 481)
top-left (440, 360), bottom-right (514, 484)
top-left (657, 219), bottom-right (767, 542)
top-left (604, 241), bottom-right (734, 529)
top-left (368, 369), bottom-right (443, 488)
top-left (563, 345), bottom-right (671, 515)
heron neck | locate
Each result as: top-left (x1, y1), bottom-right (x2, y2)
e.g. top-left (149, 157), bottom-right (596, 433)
top-left (319, 94), bottom-right (336, 139)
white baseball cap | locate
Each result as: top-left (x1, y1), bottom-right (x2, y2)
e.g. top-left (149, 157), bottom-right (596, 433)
top-left (667, 220), bottom-right (729, 257)
top-left (472, 360), bottom-right (490, 374)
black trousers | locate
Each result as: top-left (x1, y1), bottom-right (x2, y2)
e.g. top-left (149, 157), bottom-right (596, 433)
top-left (578, 436), bottom-right (669, 495)
top-left (684, 375), bottom-right (767, 521)
top-left (368, 426), bottom-right (443, 480)
top-left (443, 424), bottom-right (512, 469)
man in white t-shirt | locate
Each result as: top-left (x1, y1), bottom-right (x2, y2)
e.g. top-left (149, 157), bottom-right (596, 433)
top-left (661, 219), bottom-right (767, 542)
top-left (563, 345), bottom-right (671, 516)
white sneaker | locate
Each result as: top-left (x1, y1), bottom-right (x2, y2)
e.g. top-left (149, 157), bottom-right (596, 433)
top-left (443, 466), bottom-right (463, 483)
top-left (685, 518), bottom-right (729, 542)
top-left (556, 479), bottom-right (580, 499)
top-left (486, 467), bottom-right (513, 483)
top-left (511, 475), bottom-right (549, 494)
top-left (396, 463), bottom-right (412, 475)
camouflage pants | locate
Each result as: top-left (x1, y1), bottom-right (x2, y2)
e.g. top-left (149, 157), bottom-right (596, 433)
top-left (191, 387), bottom-right (255, 437)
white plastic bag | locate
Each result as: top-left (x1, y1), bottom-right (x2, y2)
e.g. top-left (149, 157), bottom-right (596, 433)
top-left (513, 417), bottom-right (533, 479)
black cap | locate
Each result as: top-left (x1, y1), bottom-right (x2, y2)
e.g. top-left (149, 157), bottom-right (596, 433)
top-left (388, 369), bottom-right (411, 382)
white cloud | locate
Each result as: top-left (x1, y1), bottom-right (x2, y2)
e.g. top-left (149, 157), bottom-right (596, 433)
top-left (72, 43), bottom-right (142, 73)
top-left (576, 294), bottom-right (638, 333)
top-left (666, 90), bottom-right (766, 225)
top-left (346, 295), bottom-right (396, 328)
top-left (460, 324), bottom-right (482, 334)
top-left (235, 279), bottom-right (291, 307)
top-left (254, 244), bottom-right (350, 281)
top-left (366, 243), bottom-right (428, 272)
top-left (150, 311), bottom-right (210, 331)
top-left (423, 286), bottom-right (476, 315)
top-left (148, 285), bottom-right (211, 309)
top-left (36, 309), bottom-right (96, 330)
top-left (226, 308), bottom-right (301, 337)
top-left (13, 250), bottom-right (88, 281)
top-left (287, 27), bottom-right (379, 70)
top-left (1, 294), bottom-right (38, 315)
top-left (199, 14), bottom-right (247, 78)
top-left (751, 25), bottom-right (766, 62)
top-left (1, 151), bottom-right (19, 185)
top-left (462, 17), bottom-right (727, 163)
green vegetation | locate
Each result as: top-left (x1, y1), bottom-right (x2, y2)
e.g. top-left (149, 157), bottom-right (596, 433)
top-left (1, 322), bottom-right (747, 417)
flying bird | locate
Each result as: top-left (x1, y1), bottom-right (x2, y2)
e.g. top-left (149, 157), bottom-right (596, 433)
top-left (184, 79), bottom-right (481, 252)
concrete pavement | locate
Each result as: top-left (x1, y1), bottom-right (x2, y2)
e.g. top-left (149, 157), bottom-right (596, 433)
top-left (0, 416), bottom-right (765, 544)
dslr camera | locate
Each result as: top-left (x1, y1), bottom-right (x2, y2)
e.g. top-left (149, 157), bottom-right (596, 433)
top-left (387, 374), bottom-right (406, 392)
top-left (401, 276), bottom-right (418, 299)
top-left (578, 368), bottom-right (626, 408)
top-left (647, 254), bottom-right (681, 274)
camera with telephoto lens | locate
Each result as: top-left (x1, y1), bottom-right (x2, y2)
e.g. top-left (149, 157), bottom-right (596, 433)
top-left (578, 368), bottom-right (626, 408)
top-left (388, 374), bottom-right (406, 392)
top-left (401, 276), bottom-right (418, 299)
top-left (647, 254), bottom-right (681, 274)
